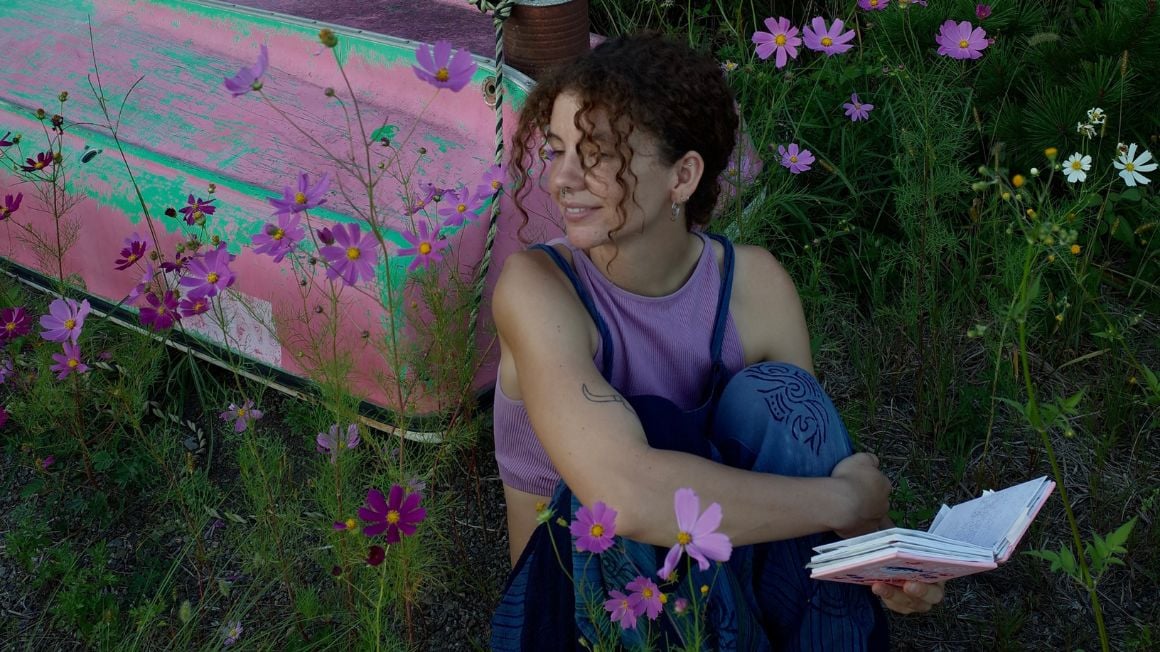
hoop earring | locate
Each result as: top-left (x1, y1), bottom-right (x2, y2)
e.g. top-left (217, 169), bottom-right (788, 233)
top-left (670, 201), bottom-right (681, 221)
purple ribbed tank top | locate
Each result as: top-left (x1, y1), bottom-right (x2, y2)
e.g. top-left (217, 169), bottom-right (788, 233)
top-left (493, 232), bottom-right (746, 496)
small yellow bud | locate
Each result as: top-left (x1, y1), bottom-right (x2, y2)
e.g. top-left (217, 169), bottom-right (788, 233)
top-left (1026, 208), bottom-right (1037, 219)
top-left (1001, 192), bottom-right (1011, 201)
top-left (700, 585), bottom-right (709, 596)
top-left (1012, 174), bottom-right (1025, 188)
top-left (1070, 244), bottom-right (1081, 255)
top-left (58, 91), bottom-right (69, 102)
top-left (1044, 147), bottom-right (1058, 160)
top-left (1047, 254), bottom-right (1056, 263)
top-left (319, 28), bottom-right (338, 48)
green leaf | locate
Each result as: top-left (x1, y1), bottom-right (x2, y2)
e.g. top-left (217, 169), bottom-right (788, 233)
top-left (91, 450), bottom-right (114, 472)
top-left (1061, 389), bottom-right (1086, 413)
top-left (1106, 517), bottom-right (1136, 549)
top-left (370, 124), bottom-right (398, 143)
top-left (20, 478), bottom-right (45, 499)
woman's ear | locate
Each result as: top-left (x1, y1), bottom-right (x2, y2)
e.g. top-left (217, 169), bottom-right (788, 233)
top-left (673, 152), bottom-right (704, 203)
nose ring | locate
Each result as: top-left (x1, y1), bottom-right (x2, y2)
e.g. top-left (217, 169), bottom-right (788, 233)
top-left (561, 186), bottom-right (570, 198)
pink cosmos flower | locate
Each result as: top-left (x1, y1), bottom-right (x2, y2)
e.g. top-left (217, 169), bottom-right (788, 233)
top-left (42, 455), bottom-right (55, 469)
top-left (114, 232), bottom-right (150, 271)
top-left (269, 171), bottom-right (330, 215)
top-left (626, 576), bottom-right (664, 620)
top-left (251, 212), bottom-right (305, 262)
top-left (180, 244), bottom-right (236, 299)
top-left (603, 590), bottom-right (639, 631)
top-left (220, 399), bottom-right (262, 433)
top-left (437, 187), bottom-right (482, 227)
top-left (672, 597), bottom-right (690, 615)
top-left (316, 423), bottom-right (360, 464)
top-left (126, 262), bottom-right (155, 303)
top-left (178, 296), bottom-right (211, 318)
top-left (139, 290), bottom-right (180, 331)
top-left (569, 501), bottom-right (617, 554)
top-left (976, 4), bottom-right (992, 20)
top-left (178, 194), bottom-right (216, 225)
top-left (752, 17), bottom-right (801, 69)
top-left (803, 17), bottom-right (856, 56)
top-left (40, 298), bottom-right (91, 344)
top-left (366, 544), bottom-right (386, 566)
top-left (473, 163), bottom-right (506, 202)
top-left (319, 223), bottom-right (379, 286)
top-left (358, 485), bottom-right (427, 544)
top-left (0, 307), bottom-right (32, 341)
top-left (21, 151), bottom-right (53, 173)
top-left (658, 488), bottom-right (733, 580)
top-left (50, 341), bottom-right (89, 380)
top-left (412, 41), bottom-right (477, 92)
top-left (1, 192), bottom-right (22, 221)
top-left (858, 0), bottom-right (889, 11)
top-left (0, 131), bottom-right (12, 147)
top-left (396, 221), bottom-right (449, 273)
top-left (935, 20), bottom-right (989, 60)
top-left (778, 144), bottom-right (815, 175)
top-left (223, 44), bottom-right (269, 97)
top-left (843, 93), bottom-right (874, 122)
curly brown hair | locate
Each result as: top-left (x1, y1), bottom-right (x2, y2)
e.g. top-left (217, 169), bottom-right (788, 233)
top-left (508, 32), bottom-right (739, 241)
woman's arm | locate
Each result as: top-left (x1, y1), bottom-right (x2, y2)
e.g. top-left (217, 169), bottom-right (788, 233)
top-left (493, 249), bottom-right (891, 548)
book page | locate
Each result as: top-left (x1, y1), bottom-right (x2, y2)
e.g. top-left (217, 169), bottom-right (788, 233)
top-left (928, 477), bottom-right (1049, 555)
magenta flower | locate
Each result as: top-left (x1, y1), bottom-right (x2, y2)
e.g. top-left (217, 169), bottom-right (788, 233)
top-left (316, 226), bottom-right (336, 245)
top-left (178, 296), bottom-right (211, 318)
top-left (126, 262), bottom-right (155, 303)
top-left (843, 93), bottom-right (874, 122)
top-left (40, 298), bottom-right (91, 344)
top-left (50, 341), bottom-right (89, 380)
top-left (268, 171), bottom-right (330, 214)
top-left (396, 221), bottom-right (448, 273)
top-left (803, 17), bottom-right (856, 56)
top-left (251, 213), bottom-right (305, 262)
top-left (672, 597), bottom-right (690, 615)
top-left (366, 545), bottom-right (386, 567)
top-left (0, 131), bottom-right (12, 147)
top-left (0, 307), bottom-right (32, 341)
top-left (858, 0), bottom-right (889, 11)
top-left (658, 488), bottom-right (733, 580)
top-left (180, 244), bottom-right (236, 299)
top-left (223, 43), bottom-right (269, 97)
top-left (221, 621), bottom-right (243, 647)
top-left (752, 17), bottom-right (802, 69)
top-left (139, 290), bottom-right (180, 331)
top-left (0, 357), bottom-right (13, 384)
top-left (473, 163), bottom-right (507, 201)
top-left (316, 423), bottom-right (360, 464)
top-left (358, 485), bottom-right (427, 544)
top-left (333, 518), bottom-right (357, 532)
top-left (976, 4), bottom-right (992, 20)
top-left (626, 576), bottom-right (664, 620)
top-left (1, 192), bottom-right (22, 221)
top-left (178, 194), bottom-right (217, 225)
top-left (20, 151), bottom-right (53, 173)
top-left (935, 20), bottom-right (990, 60)
top-left (319, 223), bottom-right (379, 286)
top-left (42, 455), bottom-right (55, 469)
top-left (412, 41), bottom-right (477, 92)
top-left (220, 399), bottom-right (263, 433)
top-left (777, 144), bottom-right (815, 175)
top-left (114, 232), bottom-right (150, 271)
top-left (603, 590), bottom-right (639, 631)
top-left (569, 501), bottom-right (617, 554)
top-left (437, 187), bottom-right (482, 227)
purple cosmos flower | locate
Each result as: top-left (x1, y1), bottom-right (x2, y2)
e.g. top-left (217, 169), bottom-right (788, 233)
top-left (603, 590), bottom-right (639, 631)
top-left (178, 296), bottom-right (211, 318)
top-left (251, 213), bottom-right (304, 263)
top-left (139, 290), bottom-right (180, 331)
top-left (159, 254), bottom-right (192, 274)
top-left (20, 151), bottom-right (53, 173)
top-left (396, 221), bottom-right (448, 273)
top-left (658, 488), bottom-right (733, 580)
top-left (316, 423), bottom-right (360, 464)
top-left (50, 341), bottom-right (89, 380)
top-left (778, 144), bottom-right (815, 174)
top-left (223, 43), bottom-right (269, 97)
top-left (803, 17), bottom-right (856, 56)
top-left (0, 357), bottom-right (13, 384)
top-left (0, 131), bottom-right (12, 147)
top-left (358, 485), bottom-right (426, 544)
top-left (935, 20), bottom-right (990, 60)
top-left (406, 476), bottom-right (427, 497)
top-left (268, 171), bottom-right (330, 215)
top-left (569, 501), bottom-right (617, 554)
top-left (126, 262), bottom-right (155, 303)
top-left (473, 163), bottom-right (506, 202)
top-left (436, 187), bottom-right (482, 227)
top-left (858, 0), bottom-right (889, 11)
top-left (626, 576), bottom-right (664, 620)
top-left (42, 455), bottom-right (55, 469)
top-left (752, 17), bottom-right (802, 69)
top-left (40, 298), bottom-right (91, 344)
top-left (178, 194), bottom-right (217, 225)
top-left (221, 621), bottom-right (243, 647)
top-left (220, 399), bottom-right (263, 433)
top-left (843, 93), bottom-right (875, 122)
top-left (366, 545), bottom-right (386, 567)
top-left (180, 244), bottom-right (236, 299)
top-left (976, 4), bottom-right (992, 20)
top-left (1, 193), bottom-right (22, 221)
top-left (114, 232), bottom-right (150, 271)
top-left (0, 307), bottom-right (32, 341)
top-left (319, 223), bottom-right (379, 286)
top-left (672, 597), bottom-right (690, 615)
top-left (412, 40), bottom-right (477, 92)
top-left (333, 517), bottom-right (358, 532)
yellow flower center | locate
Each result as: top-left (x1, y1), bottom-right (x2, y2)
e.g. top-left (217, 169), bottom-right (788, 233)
top-left (491, 180), bottom-right (501, 190)
top-left (659, 593), bottom-right (668, 604)
top-left (619, 599), bottom-right (629, 610)
top-left (294, 191), bottom-right (308, 204)
top-left (789, 155), bottom-right (798, 163)
top-left (419, 242), bottom-right (432, 255)
top-left (1125, 162), bottom-right (1135, 172)
top-left (436, 67), bottom-right (450, 82)
top-left (959, 39), bottom-right (969, 48)
top-left (68, 358), bottom-right (78, 368)
top-left (272, 228), bottom-right (285, 240)
top-left (1071, 161), bottom-right (1082, 170)
top-left (157, 306), bottom-right (166, 315)
top-left (35, 161), bottom-right (45, 169)
top-left (456, 203), bottom-right (467, 213)
top-left (775, 34), bottom-right (787, 46)
top-left (870, 0), bottom-right (879, 6)
top-left (642, 587), bottom-right (654, 599)
top-left (346, 247), bottom-right (361, 261)
top-left (192, 210), bottom-right (204, 221)
top-left (64, 318), bottom-right (76, 330)
top-left (345, 518), bottom-right (357, 530)
top-left (386, 510), bottom-right (400, 524)
top-left (236, 408), bottom-right (247, 417)
top-left (677, 531), bottom-right (692, 546)
top-left (206, 272), bottom-right (219, 284)
top-left (589, 523), bottom-right (604, 537)
top-left (5, 323), bottom-right (14, 331)
top-left (821, 37), bottom-right (833, 47)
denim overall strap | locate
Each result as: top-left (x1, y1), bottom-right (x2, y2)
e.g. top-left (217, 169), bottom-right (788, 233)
top-left (703, 233), bottom-right (736, 394)
top-left (530, 243), bottom-right (614, 380)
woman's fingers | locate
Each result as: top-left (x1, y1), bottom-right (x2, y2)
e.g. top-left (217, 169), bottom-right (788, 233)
top-left (871, 581), bottom-right (945, 615)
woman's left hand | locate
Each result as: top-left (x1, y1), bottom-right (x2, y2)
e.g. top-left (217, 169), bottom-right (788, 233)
top-left (871, 581), bottom-right (945, 614)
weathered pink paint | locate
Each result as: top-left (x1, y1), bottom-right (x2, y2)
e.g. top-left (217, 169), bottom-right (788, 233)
top-left (0, 0), bottom-right (563, 417)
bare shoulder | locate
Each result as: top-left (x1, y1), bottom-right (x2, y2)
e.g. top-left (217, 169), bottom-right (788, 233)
top-left (725, 242), bottom-right (815, 373)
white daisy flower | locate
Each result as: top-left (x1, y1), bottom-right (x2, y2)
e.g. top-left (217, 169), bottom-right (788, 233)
top-left (1086, 107), bottom-right (1106, 125)
top-left (1075, 122), bottom-right (1096, 138)
top-left (1062, 153), bottom-right (1091, 183)
top-left (1113, 143), bottom-right (1156, 187)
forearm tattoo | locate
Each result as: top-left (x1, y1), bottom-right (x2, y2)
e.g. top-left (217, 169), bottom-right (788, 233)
top-left (581, 383), bottom-right (636, 416)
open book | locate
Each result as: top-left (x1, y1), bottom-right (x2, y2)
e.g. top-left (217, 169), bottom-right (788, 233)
top-left (807, 476), bottom-right (1055, 585)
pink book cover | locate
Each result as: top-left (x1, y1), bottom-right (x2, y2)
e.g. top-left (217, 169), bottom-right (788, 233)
top-left (810, 549), bottom-right (998, 586)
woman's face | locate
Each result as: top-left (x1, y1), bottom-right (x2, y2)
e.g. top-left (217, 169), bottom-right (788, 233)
top-left (544, 92), bottom-right (676, 250)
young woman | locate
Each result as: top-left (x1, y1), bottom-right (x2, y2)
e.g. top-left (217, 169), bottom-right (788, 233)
top-left (490, 33), bottom-right (942, 650)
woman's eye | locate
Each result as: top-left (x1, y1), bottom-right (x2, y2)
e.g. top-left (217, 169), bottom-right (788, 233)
top-left (540, 146), bottom-right (557, 161)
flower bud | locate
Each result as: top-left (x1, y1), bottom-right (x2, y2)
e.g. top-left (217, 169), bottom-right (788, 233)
top-left (319, 28), bottom-right (338, 48)
top-left (317, 227), bottom-right (335, 245)
top-left (1044, 147), bottom-right (1058, 160)
top-left (971, 181), bottom-right (989, 192)
top-left (1030, 167), bottom-right (1039, 177)
top-left (324, 87), bottom-right (336, 97)
top-left (1012, 174), bottom-right (1025, 188)
top-left (58, 91), bottom-right (69, 102)
top-left (1001, 192), bottom-right (1011, 201)
top-left (35, 108), bottom-right (46, 120)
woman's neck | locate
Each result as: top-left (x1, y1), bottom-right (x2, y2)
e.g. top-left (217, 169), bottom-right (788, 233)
top-left (585, 228), bottom-right (703, 297)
